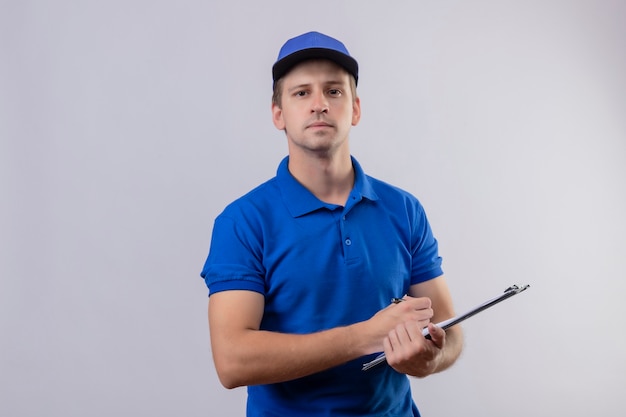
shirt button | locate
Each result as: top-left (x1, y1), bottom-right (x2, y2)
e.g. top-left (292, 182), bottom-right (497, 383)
top-left (345, 238), bottom-right (352, 246)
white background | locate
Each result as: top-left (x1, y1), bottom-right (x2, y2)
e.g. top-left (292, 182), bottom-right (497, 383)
top-left (1, 1), bottom-right (625, 416)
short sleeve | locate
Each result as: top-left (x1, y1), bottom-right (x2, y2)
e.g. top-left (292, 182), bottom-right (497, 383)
top-left (200, 214), bottom-right (266, 296)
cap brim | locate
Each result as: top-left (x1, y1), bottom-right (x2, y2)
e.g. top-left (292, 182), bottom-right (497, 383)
top-left (272, 48), bottom-right (359, 85)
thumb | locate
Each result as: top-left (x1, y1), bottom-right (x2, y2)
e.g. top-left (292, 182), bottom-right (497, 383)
top-left (426, 323), bottom-right (446, 348)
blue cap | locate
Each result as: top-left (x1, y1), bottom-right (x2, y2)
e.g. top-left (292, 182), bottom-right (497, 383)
top-left (272, 31), bottom-right (359, 88)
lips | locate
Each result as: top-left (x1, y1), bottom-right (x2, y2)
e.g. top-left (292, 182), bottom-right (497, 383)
top-left (307, 121), bottom-right (333, 129)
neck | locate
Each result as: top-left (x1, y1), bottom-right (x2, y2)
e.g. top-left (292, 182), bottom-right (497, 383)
top-left (287, 149), bottom-right (354, 206)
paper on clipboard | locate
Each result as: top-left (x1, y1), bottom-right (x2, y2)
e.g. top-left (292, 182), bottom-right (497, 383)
top-left (361, 284), bottom-right (530, 371)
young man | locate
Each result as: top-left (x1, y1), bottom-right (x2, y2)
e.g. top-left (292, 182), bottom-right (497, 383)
top-left (201, 31), bottom-right (463, 416)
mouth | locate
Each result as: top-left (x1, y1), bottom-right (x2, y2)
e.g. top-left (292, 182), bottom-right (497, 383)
top-left (307, 121), bottom-right (334, 129)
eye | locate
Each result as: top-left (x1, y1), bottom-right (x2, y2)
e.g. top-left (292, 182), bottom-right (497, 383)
top-left (294, 90), bottom-right (308, 97)
top-left (328, 89), bottom-right (342, 96)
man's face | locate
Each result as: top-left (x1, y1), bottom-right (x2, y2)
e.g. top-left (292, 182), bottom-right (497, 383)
top-left (272, 60), bottom-right (361, 157)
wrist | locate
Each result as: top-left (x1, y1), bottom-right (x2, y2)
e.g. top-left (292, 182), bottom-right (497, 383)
top-left (345, 320), bottom-right (379, 357)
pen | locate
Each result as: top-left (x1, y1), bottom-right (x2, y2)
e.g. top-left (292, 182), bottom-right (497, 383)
top-left (391, 297), bottom-right (405, 304)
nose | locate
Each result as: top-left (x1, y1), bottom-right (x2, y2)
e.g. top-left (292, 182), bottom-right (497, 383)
top-left (311, 90), bottom-right (329, 114)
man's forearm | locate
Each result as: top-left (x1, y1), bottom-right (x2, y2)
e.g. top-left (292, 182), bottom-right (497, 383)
top-left (212, 321), bottom-right (374, 389)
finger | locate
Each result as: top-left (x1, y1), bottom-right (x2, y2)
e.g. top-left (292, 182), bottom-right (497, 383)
top-left (383, 335), bottom-right (392, 354)
top-left (427, 323), bottom-right (446, 348)
top-left (386, 327), bottom-right (401, 352)
top-left (387, 323), bottom-right (415, 358)
top-left (394, 302), bottom-right (433, 322)
top-left (394, 322), bottom-right (413, 345)
top-left (403, 296), bottom-right (432, 310)
top-left (383, 334), bottom-right (403, 365)
top-left (406, 320), bottom-right (428, 341)
top-left (385, 325), bottom-right (412, 364)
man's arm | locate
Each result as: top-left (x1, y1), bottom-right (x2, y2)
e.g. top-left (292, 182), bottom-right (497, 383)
top-left (383, 275), bottom-right (464, 377)
top-left (208, 289), bottom-right (434, 388)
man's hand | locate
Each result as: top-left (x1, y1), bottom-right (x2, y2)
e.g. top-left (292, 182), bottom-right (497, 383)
top-left (383, 322), bottom-right (447, 377)
top-left (362, 296), bottom-right (433, 354)
top-left (382, 276), bottom-right (465, 377)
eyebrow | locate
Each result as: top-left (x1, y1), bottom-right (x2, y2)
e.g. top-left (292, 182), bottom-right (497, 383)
top-left (286, 80), bottom-right (347, 93)
top-left (286, 84), bottom-right (310, 93)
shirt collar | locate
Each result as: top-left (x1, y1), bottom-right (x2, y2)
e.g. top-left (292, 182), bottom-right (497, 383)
top-left (276, 156), bottom-right (379, 218)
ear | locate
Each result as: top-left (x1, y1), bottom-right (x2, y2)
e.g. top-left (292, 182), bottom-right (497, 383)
top-left (272, 102), bottom-right (285, 130)
top-left (351, 96), bottom-right (361, 126)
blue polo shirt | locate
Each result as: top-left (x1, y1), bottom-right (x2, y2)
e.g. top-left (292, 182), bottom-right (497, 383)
top-left (201, 156), bottom-right (443, 417)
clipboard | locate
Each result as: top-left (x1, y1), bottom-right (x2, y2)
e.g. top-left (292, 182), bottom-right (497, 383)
top-left (361, 284), bottom-right (530, 371)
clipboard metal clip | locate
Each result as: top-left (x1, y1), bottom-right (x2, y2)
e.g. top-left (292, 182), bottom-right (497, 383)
top-left (505, 284), bottom-right (530, 294)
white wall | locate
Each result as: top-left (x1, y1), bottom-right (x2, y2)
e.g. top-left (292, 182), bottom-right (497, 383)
top-left (1, 1), bottom-right (625, 416)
